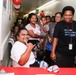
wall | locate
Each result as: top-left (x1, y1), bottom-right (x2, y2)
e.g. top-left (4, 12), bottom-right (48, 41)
top-left (38, 0), bottom-right (76, 20)
top-left (0, 0), bottom-right (16, 65)
top-left (0, 0), bottom-right (2, 62)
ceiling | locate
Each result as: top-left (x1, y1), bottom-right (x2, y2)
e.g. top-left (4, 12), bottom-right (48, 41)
top-left (18, 0), bottom-right (53, 17)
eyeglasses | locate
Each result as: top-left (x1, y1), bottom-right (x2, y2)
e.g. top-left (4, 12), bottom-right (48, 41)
top-left (55, 16), bottom-right (61, 18)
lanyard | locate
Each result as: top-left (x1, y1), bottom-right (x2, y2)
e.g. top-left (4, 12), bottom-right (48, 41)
top-left (66, 22), bottom-right (74, 43)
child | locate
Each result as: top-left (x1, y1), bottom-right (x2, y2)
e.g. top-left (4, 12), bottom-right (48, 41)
top-left (36, 50), bottom-right (48, 68)
top-left (40, 16), bottom-right (49, 50)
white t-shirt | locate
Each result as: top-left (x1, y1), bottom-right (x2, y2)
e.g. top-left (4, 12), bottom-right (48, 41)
top-left (25, 24), bottom-right (41, 41)
top-left (10, 41), bottom-right (35, 67)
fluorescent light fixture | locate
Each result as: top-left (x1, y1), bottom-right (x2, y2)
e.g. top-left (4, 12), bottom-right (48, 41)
top-left (29, 10), bottom-right (35, 13)
top-left (29, 0), bottom-right (56, 13)
top-left (24, 0), bottom-right (56, 16)
top-left (38, 0), bottom-right (56, 9)
top-left (23, 14), bottom-right (28, 17)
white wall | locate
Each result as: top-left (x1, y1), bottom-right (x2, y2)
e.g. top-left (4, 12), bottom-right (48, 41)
top-left (0, 0), bottom-right (16, 62)
top-left (0, 0), bottom-right (2, 64)
top-left (38, 0), bottom-right (76, 20)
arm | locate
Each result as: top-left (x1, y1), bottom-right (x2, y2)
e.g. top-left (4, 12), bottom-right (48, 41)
top-left (50, 22), bottom-right (60, 60)
top-left (41, 25), bottom-right (47, 33)
top-left (46, 34), bottom-right (52, 43)
top-left (50, 38), bottom-right (58, 60)
top-left (28, 30), bottom-right (45, 38)
top-left (18, 43), bottom-right (35, 66)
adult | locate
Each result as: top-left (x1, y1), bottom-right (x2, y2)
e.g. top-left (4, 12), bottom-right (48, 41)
top-left (25, 13), bottom-right (46, 45)
top-left (9, 25), bottom-right (19, 46)
top-left (11, 27), bottom-right (35, 67)
top-left (45, 12), bottom-right (62, 66)
top-left (51, 6), bottom-right (76, 67)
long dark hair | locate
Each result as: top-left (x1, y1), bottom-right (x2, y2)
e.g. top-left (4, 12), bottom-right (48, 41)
top-left (25, 13), bottom-right (37, 25)
top-left (16, 27), bottom-right (27, 37)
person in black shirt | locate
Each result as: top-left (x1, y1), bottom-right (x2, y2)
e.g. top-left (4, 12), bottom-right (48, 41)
top-left (50, 6), bottom-right (76, 67)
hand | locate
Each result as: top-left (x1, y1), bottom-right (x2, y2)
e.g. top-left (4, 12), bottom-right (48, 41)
top-left (40, 20), bottom-right (43, 25)
top-left (48, 37), bottom-right (52, 43)
top-left (41, 34), bottom-right (46, 38)
top-left (24, 40), bottom-right (35, 50)
top-left (50, 52), bottom-right (56, 60)
top-left (43, 34), bottom-right (46, 38)
top-left (46, 34), bottom-right (52, 43)
top-left (28, 43), bottom-right (35, 48)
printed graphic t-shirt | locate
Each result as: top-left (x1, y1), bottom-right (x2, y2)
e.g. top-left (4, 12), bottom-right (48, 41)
top-left (53, 20), bottom-right (76, 56)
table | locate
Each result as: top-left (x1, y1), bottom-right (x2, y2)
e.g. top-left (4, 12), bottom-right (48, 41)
top-left (0, 67), bottom-right (76, 75)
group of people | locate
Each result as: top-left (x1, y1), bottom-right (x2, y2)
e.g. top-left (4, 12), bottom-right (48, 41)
top-left (9, 6), bottom-right (76, 68)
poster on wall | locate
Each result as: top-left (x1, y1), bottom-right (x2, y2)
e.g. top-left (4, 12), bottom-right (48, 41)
top-left (3, 0), bottom-right (7, 9)
top-left (3, 0), bottom-right (7, 14)
top-left (3, 0), bottom-right (12, 18)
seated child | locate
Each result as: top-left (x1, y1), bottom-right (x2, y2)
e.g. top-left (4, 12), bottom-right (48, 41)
top-left (36, 50), bottom-right (48, 68)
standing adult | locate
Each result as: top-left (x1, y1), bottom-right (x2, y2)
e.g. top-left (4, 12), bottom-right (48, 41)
top-left (25, 13), bottom-right (46, 58)
top-left (51, 6), bottom-right (76, 67)
top-left (25, 13), bottom-right (45, 45)
top-left (45, 12), bottom-right (62, 66)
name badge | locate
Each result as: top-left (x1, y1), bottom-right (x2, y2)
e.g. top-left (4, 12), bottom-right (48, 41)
top-left (69, 43), bottom-right (73, 50)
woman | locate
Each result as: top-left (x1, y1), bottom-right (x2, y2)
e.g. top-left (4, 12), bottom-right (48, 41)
top-left (9, 25), bottom-right (19, 46)
top-left (51, 6), bottom-right (76, 67)
top-left (25, 13), bottom-right (46, 51)
top-left (11, 27), bottom-right (36, 67)
top-left (45, 12), bottom-right (62, 66)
